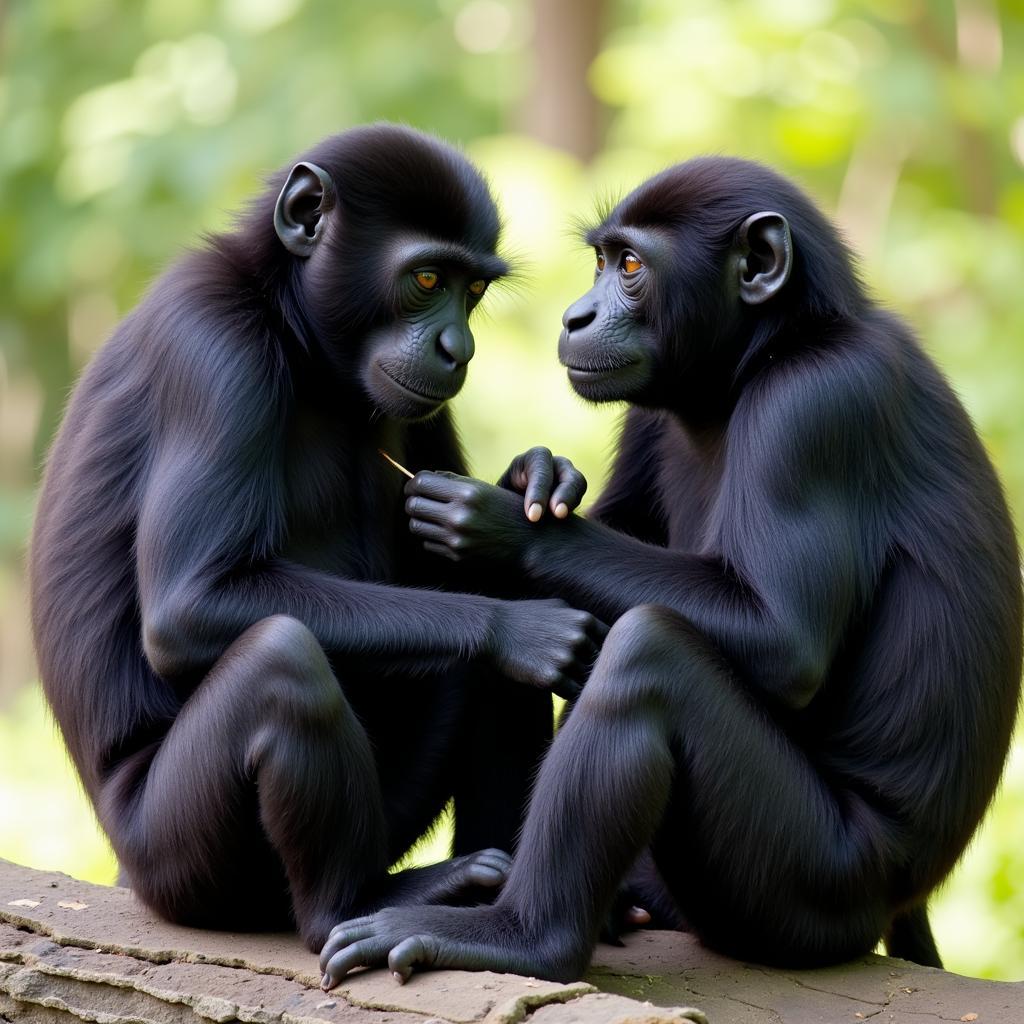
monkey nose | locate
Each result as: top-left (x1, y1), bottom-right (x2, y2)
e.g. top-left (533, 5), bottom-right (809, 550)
top-left (562, 298), bottom-right (597, 333)
top-left (436, 324), bottom-right (475, 369)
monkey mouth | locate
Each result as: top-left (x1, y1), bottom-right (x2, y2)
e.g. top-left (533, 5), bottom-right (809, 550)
top-left (563, 358), bottom-right (649, 403)
top-left (565, 361), bottom-right (640, 384)
top-left (376, 366), bottom-right (459, 409)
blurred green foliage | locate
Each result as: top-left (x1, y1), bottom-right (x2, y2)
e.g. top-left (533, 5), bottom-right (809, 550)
top-left (1, 0), bottom-right (1023, 982)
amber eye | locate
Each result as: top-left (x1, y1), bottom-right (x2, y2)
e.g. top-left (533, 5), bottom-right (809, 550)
top-left (596, 252), bottom-right (606, 272)
top-left (468, 279), bottom-right (487, 296)
top-left (623, 254), bottom-right (643, 274)
top-left (414, 270), bottom-right (439, 290)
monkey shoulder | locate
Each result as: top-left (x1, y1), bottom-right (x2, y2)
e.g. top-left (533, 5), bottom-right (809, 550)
top-left (136, 264), bottom-right (288, 449)
top-left (731, 316), bottom-right (917, 488)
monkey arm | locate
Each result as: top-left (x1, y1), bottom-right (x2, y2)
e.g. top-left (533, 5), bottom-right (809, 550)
top-left (522, 510), bottom-right (861, 712)
top-left (406, 364), bottom-right (880, 711)
top-left (137, 440), bottom-right (602, 696)
top-left (135, 430), bottom-right (500, 680)
top-left (133, 340), bottom-right (602, 692)
top-left (407, 488), bottom-right (860, 710)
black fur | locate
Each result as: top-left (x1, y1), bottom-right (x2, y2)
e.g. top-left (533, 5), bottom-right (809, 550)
top-left (30, 124), bottom-right (608, 950)
top-left (324, 156), bottom-right (1022, 985)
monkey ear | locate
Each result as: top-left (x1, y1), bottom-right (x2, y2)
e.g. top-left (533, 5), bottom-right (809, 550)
top-left (735, 211), bottom-right (792, 305)
top-left (274, 162), bottom-right (337, 257)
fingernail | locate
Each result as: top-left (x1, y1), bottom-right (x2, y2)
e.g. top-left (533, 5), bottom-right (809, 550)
top-left (321, 974), bottom-right (331, 990)
top-left (393, 971), bottom-right (405, 985)
top-left (554, 502), bottom-right (569, 518)
top-left (527, 503), bottom-right (543, 522)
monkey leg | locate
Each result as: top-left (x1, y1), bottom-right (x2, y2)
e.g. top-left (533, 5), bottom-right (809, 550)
top-left (103, 615), bottom-right (508, 950)
top-left (320, 604), bottom-right (894, 985)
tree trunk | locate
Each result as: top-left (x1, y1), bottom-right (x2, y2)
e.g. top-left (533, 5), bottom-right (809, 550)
top-left (520, 0), bottom-right (606, 162)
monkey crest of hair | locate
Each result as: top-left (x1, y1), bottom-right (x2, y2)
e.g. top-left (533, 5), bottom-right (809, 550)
top-left (373, 155), bottom-right (1023, 987)
top-left (29, 123), bottom-right (611, 954)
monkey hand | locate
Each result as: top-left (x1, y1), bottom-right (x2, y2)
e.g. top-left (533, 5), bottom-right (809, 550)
top-left (485, 599), bottom-right (607, 699)
top-left (497, 446), bottom-right (588, 522)
top-left (406, 470), bottom-right (540, 566)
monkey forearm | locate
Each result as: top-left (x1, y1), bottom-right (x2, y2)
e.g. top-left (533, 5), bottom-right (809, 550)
top-left (523, 517), bottom-right (819, 704)
top-left (523, 516), bottom-right (712, 620)
top-left (261, 560), bottom-right (500, 654)
top-left (145, 559), bottom-right (498, 677)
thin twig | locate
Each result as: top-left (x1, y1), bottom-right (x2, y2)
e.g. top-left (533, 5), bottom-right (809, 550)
top-left (378, 449), bottom-right (414, 479)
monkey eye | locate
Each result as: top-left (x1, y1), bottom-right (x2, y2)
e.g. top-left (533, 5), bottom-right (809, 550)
top-left (622, 254), bottom-right (643, 274)
top-left (595, 251), bottom-right (606, 272)
top-left (414, 270), bottom-right (440, 291)
top-left (468, 279), bottom-right (487, 296)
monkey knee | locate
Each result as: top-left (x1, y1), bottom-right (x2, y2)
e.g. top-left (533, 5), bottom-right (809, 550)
top-left (610, 604), bottom-right (684, 653)
top-left (595, 605), bottom-right (698, 681)
top-left (235, 616), bottom-right (342, 724)
top-left (241, 615), bottom-right (326, 674)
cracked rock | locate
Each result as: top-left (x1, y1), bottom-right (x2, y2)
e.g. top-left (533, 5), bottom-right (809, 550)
top-left (2, 859), bottom-right (1020, 1024)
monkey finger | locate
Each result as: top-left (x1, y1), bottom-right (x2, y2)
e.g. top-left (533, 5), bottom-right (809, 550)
top-left (626, 905), bottom-right (652, 926)
top-left (464, 850), bottom-right (513, 885)
top-left (322, 938), bottom-right (389, 989)
top-left (474, 848), bottom-right (513, 872)
top-left (463, 861), bottom-right (508, 888)
top-left (408, 518), bottom-right (456, 547)
top-left (406, 471), bottom-right (470, 503)
top-left (549, 456), bottom-right (587, 516)
top-left (498, 451), bottom-right (532, 493)
top-left (388, 934), bottom-right (439, 984)
top-left (320, 922), bottom-right (375, 971)
top-left (404, 496), bottom-right (454, 525)
top-left (521, 447), bottom-right (554, 522)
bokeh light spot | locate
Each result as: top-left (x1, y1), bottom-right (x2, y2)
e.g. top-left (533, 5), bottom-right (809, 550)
top-left (454, 1), bottom-right (514, 54)
top-left (222, 0), bottom-right (304, 34)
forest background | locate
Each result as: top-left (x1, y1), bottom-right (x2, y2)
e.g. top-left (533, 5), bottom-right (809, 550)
top-left (1, 0), bottom-right (1023, 981)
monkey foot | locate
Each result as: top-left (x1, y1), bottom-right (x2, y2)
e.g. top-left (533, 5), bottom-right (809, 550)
top-left (303, 851), bottom-right (512, 951)
top-left (319, 903), bottom-right (581, 988)
top-left (374, 848), bottom-right (513, 908)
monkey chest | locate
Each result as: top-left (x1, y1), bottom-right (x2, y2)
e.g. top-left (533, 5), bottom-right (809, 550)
top-left (658, 435), bottom-right (726, 552)
top-left (280, 439), bottom-right (407, 581)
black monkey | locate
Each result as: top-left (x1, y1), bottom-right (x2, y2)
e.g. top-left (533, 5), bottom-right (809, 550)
top-left (30, 124), bottom-right (606, 951)
top-left (321, 156), bottom-right (1023, 983)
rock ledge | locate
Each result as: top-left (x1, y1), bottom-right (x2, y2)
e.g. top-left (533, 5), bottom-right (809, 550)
top-left (1, 860), bottom-right (1019, 1024)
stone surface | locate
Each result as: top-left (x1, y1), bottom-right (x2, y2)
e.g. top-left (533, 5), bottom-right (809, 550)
top-left (1, 859), bottom-right (1020, 1024)
top-left (591, 931), bottom-right (1023, 1022)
